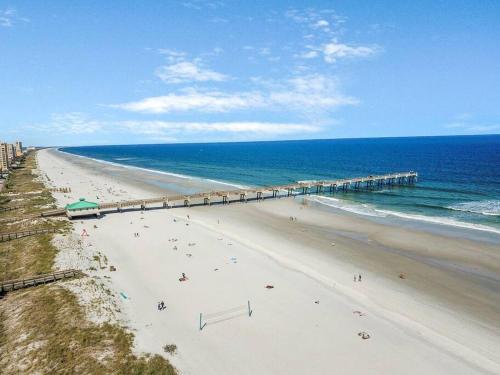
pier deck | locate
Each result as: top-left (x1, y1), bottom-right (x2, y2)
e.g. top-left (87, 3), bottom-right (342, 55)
top-left (41, 171), bottom-right (417, 217)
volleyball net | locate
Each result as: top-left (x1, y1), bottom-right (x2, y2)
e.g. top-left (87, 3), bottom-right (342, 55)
top-left (199, 300), bottom-right (253, 331)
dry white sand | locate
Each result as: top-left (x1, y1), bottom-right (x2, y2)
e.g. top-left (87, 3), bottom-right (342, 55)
top-left (37, 148), bottom-right (500, 375)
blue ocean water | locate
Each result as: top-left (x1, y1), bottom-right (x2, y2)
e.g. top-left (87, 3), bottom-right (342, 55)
top-left (62, 135), bottom-right (500, 233)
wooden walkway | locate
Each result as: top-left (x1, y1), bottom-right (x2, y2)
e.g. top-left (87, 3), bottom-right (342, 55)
top-left (0, 228), bottom-right (58, 242)
top-left (0, 205), bottom-right (25, 213)
top-left (40, 171), bottom-right (417, 217)
top-left (99, 171), bottom-right (418, 210)
top-left (0, 269), bottom-right (85, 294)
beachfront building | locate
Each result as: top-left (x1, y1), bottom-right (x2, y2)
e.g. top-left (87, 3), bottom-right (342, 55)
top-left (0, 143), bottom-right (10, 173)
top-left (6, 143), bottom-right (14, 162)
top-left (15, 141), bottom-right (23, 157)
top-left (65, 198), bottom-right (101, 219)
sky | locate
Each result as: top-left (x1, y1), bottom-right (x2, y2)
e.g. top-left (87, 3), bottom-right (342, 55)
top-left (0, 0), bottom-right (499, 146)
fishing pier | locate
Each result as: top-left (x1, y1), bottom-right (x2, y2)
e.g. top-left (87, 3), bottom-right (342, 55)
top-left (41, 171), bottom-right (417, 218)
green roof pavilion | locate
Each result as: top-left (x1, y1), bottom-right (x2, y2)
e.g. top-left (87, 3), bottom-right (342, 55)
top-left (65, 198), bottom-right (99, 211)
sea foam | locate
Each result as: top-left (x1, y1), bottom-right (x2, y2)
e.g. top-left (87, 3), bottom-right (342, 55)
top-left (448, 200), bottom-right (500, 216)
top-left (308, 195), bottom-right (500, 234)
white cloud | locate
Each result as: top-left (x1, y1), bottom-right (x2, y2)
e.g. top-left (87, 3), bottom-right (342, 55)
top-left (312, 20), bottom-right (329, 29)
top-left (258, 47), bottom-right (271, 56)
top-left (112, 74), bottom-right (356, 114)
top-left (111, 90), bottom-right (264, 113)
top-left (0, 8), bottom-right (14, 27)
top-left (181, 1), bottom-right (224, 10)
top-left (157, 49), bottom-right (187, 63)
top-left (322, 41), bottom-right (377, 63)
top-left (298, 50), bottom-right (319, 59)
top-left (271, 74), bottom-right (358, 109)
top-left (120, 121), bottom-right (319, 135)
top-left (155, 61), bottom-right (229, 83)
top-left (285, 8), bottom-right (344, 36)
top-left (0, 8), bottom-right (27, 27)
top-left (30, 113), bottom-right (103, 134)
top-left (29, 114), bottom-right (320, 140)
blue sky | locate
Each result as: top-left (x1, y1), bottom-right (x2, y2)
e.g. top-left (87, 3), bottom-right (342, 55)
top-left (1, 0), bottom-right (499, 146)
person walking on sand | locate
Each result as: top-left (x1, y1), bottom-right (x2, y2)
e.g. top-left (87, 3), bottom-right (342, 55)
top-left (354, 275), bottom-right (357, 282)
top-left (358, 274), bottom-right (362, 282)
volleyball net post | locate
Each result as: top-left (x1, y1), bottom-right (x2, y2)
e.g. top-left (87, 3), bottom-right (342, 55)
top-left (199, 313), bottom-right (207, 331)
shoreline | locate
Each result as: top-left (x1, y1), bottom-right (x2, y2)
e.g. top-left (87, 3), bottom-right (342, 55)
top-left (57, 147), bottom-right (251, 193)
top-left (38, 148), bottom-right (500, 374)
top-left (58, 147), bottom-right (500, 241)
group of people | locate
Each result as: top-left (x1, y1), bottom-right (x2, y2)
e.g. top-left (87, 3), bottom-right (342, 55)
top-left (157, 301), bottom-right (166, 311)
top-left (354, 274), bottom-right (362, 282)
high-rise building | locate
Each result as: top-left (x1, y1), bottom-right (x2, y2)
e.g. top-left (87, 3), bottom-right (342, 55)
top-left (0, 143), bottom-right (10, 172)
top-left (7, 143), bottom-right (14, 162)
top-left (15, 141), bottom-right (23, 157)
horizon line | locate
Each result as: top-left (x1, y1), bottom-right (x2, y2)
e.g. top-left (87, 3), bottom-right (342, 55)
top-left (37, 132), bottom-right (500, 149)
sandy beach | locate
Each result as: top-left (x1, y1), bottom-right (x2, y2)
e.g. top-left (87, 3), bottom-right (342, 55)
top-left (37, 148), bottom-right (500, 375)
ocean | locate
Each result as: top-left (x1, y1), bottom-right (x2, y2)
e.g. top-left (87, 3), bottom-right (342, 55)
top-left (61, 135), bottom-right (500, 234)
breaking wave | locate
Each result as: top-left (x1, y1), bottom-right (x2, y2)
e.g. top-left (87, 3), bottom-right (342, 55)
top-left (448, 200), bottom-right (500, 217)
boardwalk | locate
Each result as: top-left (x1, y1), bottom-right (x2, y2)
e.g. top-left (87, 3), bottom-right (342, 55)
top-left (0, 205), bottom-right (25, 213)
top-left (0, 228), bottom-right (58, 242)
top-left (41, 171), bottom-right (417, 217)
top-left (0, 269), bottom-right (85, 294)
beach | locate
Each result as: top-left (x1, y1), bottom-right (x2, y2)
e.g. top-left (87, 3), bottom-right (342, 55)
top-left (37, 148), bottom-right (500, 374)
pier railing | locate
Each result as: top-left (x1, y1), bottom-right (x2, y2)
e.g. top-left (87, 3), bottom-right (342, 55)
top-left (40, 171), bottom-right (417, 216)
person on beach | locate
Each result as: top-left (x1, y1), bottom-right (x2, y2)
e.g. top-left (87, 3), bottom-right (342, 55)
top-left (354, 275), bottom-right (357, 282)
top-left (358, 274), bottom-right (362, 282)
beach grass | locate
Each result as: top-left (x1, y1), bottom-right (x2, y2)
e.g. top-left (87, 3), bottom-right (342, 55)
top-left (0, 151), bottom-right (176, 374)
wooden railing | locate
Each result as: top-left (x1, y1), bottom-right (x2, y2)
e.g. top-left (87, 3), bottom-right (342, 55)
top-left (0, 228), bottom-right (58, 242)
top-left (0, 269), bottom-right (85, 294)
top-left (0, 205), bottom-right (25, 213)
top-left (37, 171), bottom-right (418, 217)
